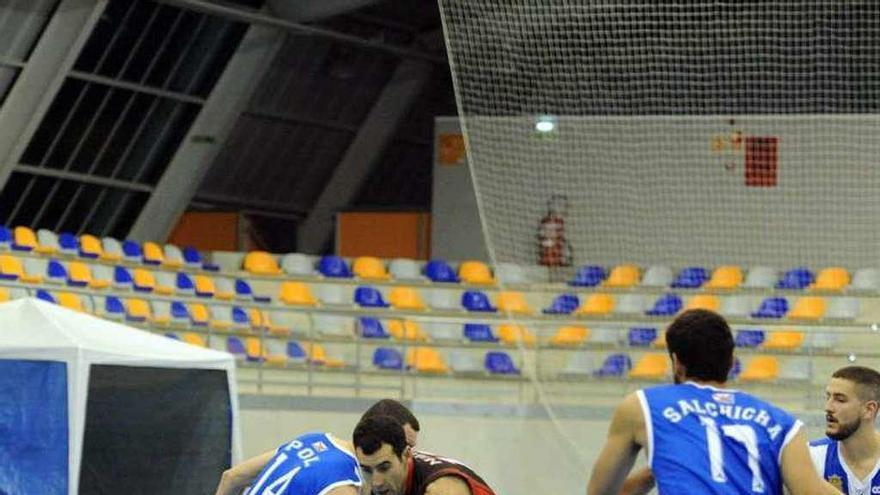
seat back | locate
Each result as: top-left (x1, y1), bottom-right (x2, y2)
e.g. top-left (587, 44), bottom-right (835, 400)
top-left (670, 266), bottom-right (709, 288)
top-left (544, 294), bottom-right (580, 314)
top-left (776, 267), bottom-right (815, 289)
top-left (739, 356), bottom-right (780, 381)
top-left (407, 347), bottom-right (448, 373)
top-left (388, 258), bottom-right (422, 280)
top-left (762, 330), bottom-right (805, 350)
top-left (353, 256), bottom-right (390, 280)
top-left (387, 320), bottom-right (428, 341)
top-left (627, 327), bottom-right (658, 346)
top-left (735, 329), bottom-right (766, 348)
top-left (318, 255), bottom-right (352, 278)
top-left (550, 326), bottom-right (589, 346)
top-left (788, 296), bottom-right (827, 320)
top-left (101, 237), bottom-right (123, 261)
top-left (141, 242), bottom-right (165, 265)
top-left (629, 353), bottom-right (669, 379)
top-left (57, 292), bottom-right (84, 312)
top-left (645, 294), bottom-right (682, 316)
top-left (463, 323), bottom-right (497, 342)
top-left (640, 265), bottom-right (673, 287)
top-left (458, 260), bottom-right (494, 285)
top-left (388, 287), bottom-right (426, 310)
top-left (826, 297), bottom-right (859, 320)
top-left (496, 291), bottom-right (532, 314)
top-left (811, 267), bottom-right (850, 291)
top-left (743, 266), bottom-right (777, 289)
top-left (66, 262), bottom-right (93, 287)
top-left (175, 272), bottom-right (195, 293)
top-left (484, 351), bottom-right (518, 374)
top-left (354, 286), bottom-right (388, 307)
top-left (852, 268), bottom-right (879, 290)
top-left (373, 347), bottom-right (404, 370)
top-left (685, 294), bottom-right (720, 312)
top-left (424, 259), bottom-right (458, 283)
top-left (79, 234), bottom-right (103, 259)
top-left (594, 353), bottom-right (632, 377)
top-left (126, 298), bottom-right (151, 322)
top-left (577, 293), bottom-right (614, 315)
top-left (243, 251), bottom-right (281, 275)
top-left (497, 324), bottom-right (536, 346)
top-left (279, 281), bottom-right (318, 306)
top-left (357, 317), bottom-right (389, 339)
top-left (0, 254), bottom-right (24, 280)
top-left (495, 263), bottom-right (526, 284)
top-left (569, 265), bottom-right (606, 287)
top-left (182, 333), bottom-right (207, 348)
top-left (705, 265), bottom-right (744, 289)
top-left (603, 264), bottom-right (640, 288)
top-left (12, 226), bottom-right (38, 251)
top-left (461, 290), bottom-right (495, 312)
top-left (193, 275), bottom-right (216, 297)
top-left (281, 253), bottom-right (315, 276)
top-left (751, 297), bottom-right (789, 318)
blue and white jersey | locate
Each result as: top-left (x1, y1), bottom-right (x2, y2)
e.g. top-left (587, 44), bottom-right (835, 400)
top-left (639, 382), bottom-right (802, 495)
top-left (809, 437), bottom-right (880, 494)
top-left (245, 432), bottom-right (362, 495)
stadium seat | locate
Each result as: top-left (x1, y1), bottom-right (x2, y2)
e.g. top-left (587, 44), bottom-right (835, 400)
top-left (788, 296), bottom-right (826, 320)
top-left (670, 267), bottom-right (709, 289)
top-left (645, 294), bottom-right (682, 316)
top-left (423, 321), bottom-right (460, 340)
top-left (484, 351), bottom-right (519, 375)
top-left (169, 301), bottom-right (191, 326)
top-left (388, 287), bottom-right (427, 311)
top-left (851, 268), bottom-right (879, 291)
top-left (780, 359), bottom-right (811, 381)
top-left (705, 265), bottom-right (744, 289)
top-left (353, 256), bottom-right (391, 280)
top-left (458, 260), bottom-right (494, 285)
top-left (208, 306), bottom-right (234, 331)
top-left (561, 352), bottom-right (594, 376)
top-left (247, 308), bottom-right (265, 331)
top-left (20, 258), bottom-right (44, 284)
top-left (354, 286), bottom-right (389, 308)
top-left (373, 347), bottom-right (404, 370)
top-left (776, 267), bottom-right (814, 290)
top-left (427, 289), bottom-right (459, 311)
top-left (141, 242), bottom-right (165, 265)
top-left (388, 258), bottom-right (423, 281)
top-left (629, 353), bottom-right (669, 380)
top-left (56, 232), bottom-right (78, 256)
top-left (57, 292), bottom-right (85, 313)
top-left (70, 261), bottom-right (109, 289)
top-left (0, 255), bottom-right (27, 281)
top-left (448, 351), bottom-right (482, 374)
top-left (735, 329), bottom-right (766, 348)
top-left (811, 267), bottom-right (850, 292)
top-left (126, 298), bottom-right (151, 322)
top-left (35, 289), bottom-right (56, 304)
top-left (78, 234), bottom-right (103, 259)
top-left (589, 327), bottom-right (621, 345)
top-left (226, 337), bottom-right (250, 361)
top-left (685, 294), bottom-right (720, 312)
top-left (318, 255), bottom-right (352, 278)
top-left (424, 259), bottom-right (459, 283)
top-left (762, 330), bottom-right (805, 350)
top-left (461, 290), bottom-right (496, 312)
top-left (262, 311), bottom-right (290, 335)
top-left (742, 266), bottom-right (777, 289)
top-left (407, 347), bottom-right (449, 374)
top-left (313, 315), bottom-right (354, 337)
top-left (46, 259), bottom-right (67, 284)
top-left (358, 317), bottom-right (390, 339)
top-left (237, 278), bottom-right (270, 303)
top-left (164, 332), bottom-right (180, 340)
top-left (152, 301), bottom-right (171, 325)
top-left (569, 265), bottom-right (606, 287)
top-left (182, 333), bottom-right (207, 348)
top-left (175, 272), bottom-right (195, 295)
top-left (594, 353), bottom-right (632, 377)
top-left (100, 237), bottom-right (123, 262)
top-left (496, 263), bottom-right (527, 284)
top-left (497, 324), bottom-right (536, 346)
top-left (281, 253), bottom-right (315, 276)
top-left (304, 342), bottom-right (346, 367)
top-left (258, 339), bottom-right (287, 367)
top-left (162, 244), bottom-right (184, 269)
top-left (603, 264), bottom-right (640, 288)
top-left (193, 274), bottom-right (216, 298)
top-left (182, 246), bottom-right (219, 271)
top-left (739, 356), bottom-right (780, 382)
top-left (549, 326), bottom-right (590, 346)
top-left (616, 294), bottom-right (648, 315)
top-left (33, 230), bottom-right (59, 255)
top-left (154, 271), bottom-right (175, 295)
top-left (213, 278), bottom-right (235, 300)
top-left (108, 266), bottom-right (132, 290)
top-left (628, 327), bottom-right (658, 346)
top-left (577, 293), bottom-right (614, 315)
top-left (286, 341), bottom-right (308, 362)
top-left (720, 295), bottom-right (752, 318)
top-left (640, 265), bottom-right (673, 288)
top-left (12, 226), bottom-right (37, 252)
top-left (826, 297), bottom-right (859, 320)
top-left (387, 320), bottom-right (429, 341)
top-left (232, 306), bottom-right (251, 330)
top-left (751, 297), bottom-right (788, 319)
top-left (543, 294), bottom-right (580, 314)
top-left (101, 296), bottom-right (125, 320)
top-left (463, 323), bottom-right (498, 343)
top-left (189, 303), bottom-right (210, 327)
top-left (243, 251), bottom-right (281, 275)
top-left (122, 240), bottom-right (142, 263)
top-left (496, 291), bottom-right (532, 314)
top-left (0, 225), bottom-right (11, 250)
top-left (315, 284), bottom-right (347, 306)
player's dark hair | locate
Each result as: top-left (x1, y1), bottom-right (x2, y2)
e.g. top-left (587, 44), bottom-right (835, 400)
top-left (833, 366), bottom-right (880, 403)
top-left (353, 415), bottom-right (407, 458)
top-left (361, 399), bottom-right (420, 432)
top-left (665, 309), bottom-right (734, 383)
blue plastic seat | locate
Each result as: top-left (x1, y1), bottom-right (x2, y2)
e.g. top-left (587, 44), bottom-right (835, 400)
top-left (728, 358), bottom-right (742, 380)
top-left (354, 286), bottom-right (389, 308)
top-left (226, 336), bottom-right (247, 358)
top-left (170, 301), bottom-right (190, 323)
top-left (374, 347), bottom-right (404, 370)
top-left (104, 296), bottom-right (125, 317)
top-left (358, 317), bottom-right (390, 339)
top-left (47, 260), bottom-right (67, 283)
top-left (58, 232), bottom-right (78, 256)
top-left (670, 266), bottom-right (709, 289)
top-left (287, 341), bottom-right (307, 360)
top-left (594, 354), bottom-right (632, 377)
top-left (752, 297), bottom-right (788, 318)
top-left (182, 246), bottom-right (220, 271)
top-left (231, 306), bottom-right (249, 327)
top-left (463, 323), bottom-right (498, 343)
top-left (35, 289), bottom-right (56, 304)
top-left (318, 255), bottom-right (353, 278)
top-left (485, 351), bottom-right (519, 375)
top-left (735, 329), bottom-right (766, 347)
top-left (569, 265), bottom-right (606, 287)
top-left (0, 226), bottom-right (12, 249)
top-left (122, 240), bottom-right (142, 263)
top-left (461, 290), bottom-right (496, 312)
top-left (164, 333), bottom-right (180, 340)
top-left (645, 294), bottom-right (682, 316)
top-left (233, 278), bottom-right (270, 303)
top-left (543, 293), bottom-right (580, 314)
top-left (628, 327), bottom-right (658, 346)
top-left (424, 259), bottom-right (459, 283)
top-left (113, 266), bottom-right (133, 288)
top-left (775, 267), bottom-right (814, 290)
top-left (176, 272), bottom-right (195, 293)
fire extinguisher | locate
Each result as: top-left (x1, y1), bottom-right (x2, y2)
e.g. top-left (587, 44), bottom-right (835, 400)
top-left (538, 195), bottom-right (572, 267)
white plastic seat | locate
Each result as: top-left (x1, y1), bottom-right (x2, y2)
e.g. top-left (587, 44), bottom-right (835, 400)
top-left (388, 258), bottom-right (423, 281)
top-left (590, 327), bottom-right (621, 345)
top-left (23, 258), bottom-right (47, 281)
top-left (423, 322), bottom-right (460, 340)
top-left (496, 262), bottom-right (527, 284)
top-left (314, 315), bottom-right (354, 337)
top-left (640, 265), bottom-right (673, 287)
top-left (281, 253), bottom-right (316, 276)
top-left (561, 352), bottom-right (594, 376)
top-left (781, 359), bottom-right (811, 381)
top-left (448, 350), bottom-right (483, 374)
top-left (101, 237), bottom-right (124, 260)
top-left (851, 269), bottom-right (879, 291)
top-left (720, 296), bottom-right (752, 318)
top-left (8, 287), bottom-right (28, 300)
top-left (163, 244), bottom-right (185, 267)
top-left (806, 330), bottom-right (839, 350)
top-left (315, 284), bottom-right (347, 306)
top-left (37, 229), bottom-right (61, 254)
top-left (743, 266), bottom-right (777, 289)
top-left (615, 294), bottom-right (647, 314)
top-left (428, 289), bottom-right (460, 311)
top-left (825, 297), bottom-right (859, 320)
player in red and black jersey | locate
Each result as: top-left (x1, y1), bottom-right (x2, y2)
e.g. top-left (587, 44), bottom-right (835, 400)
top-left (353, 416), bottom-right (496, 495)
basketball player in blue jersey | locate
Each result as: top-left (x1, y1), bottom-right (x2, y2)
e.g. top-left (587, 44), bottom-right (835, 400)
top-left (809, 366), bottom-right (880, 494)
top-left (587, 309), bottom-right (840, 495)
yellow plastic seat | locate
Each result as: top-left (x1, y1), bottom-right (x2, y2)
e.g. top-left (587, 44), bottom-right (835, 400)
top-left (215, 280), bottom-right (235, 300)
top-left (279, 281), bottom-right (318, 306)
top-left (126, 298), bottom-right (152, 321)
top-left (353, 256), bottom-right (391, 280)
top-left (57, 292), bottom-right (85, 313)
top-left (458, 260), bottom-right (495, 285)
top-left (549, 326), bottom-right (590, 346)
top-left (762, 330), bottom-right (805, 350)
top-left (13, 226), bottom-right (40, 252)
top-left (193, 275), bottom-right (216, 298)
top-left (738, 356), bottom-right (780, 382)
top-left (250, 338), bottom-right (286, 366)
top-left (132, 268), bottom-right (156, 292)
top-left (685, 295), bottom-right (720, 312)
top-left (247, 308), bottom-right (264, 330)
top-left (182, 332), bottom-right (207, 348)
top-left (496, 291), bottom-right (533, 314)
top-left (387, 320), bottom-right (430, 341)
top-left (243, 251), bottom-right (281, 275)
top-left (497, 324), bottom-right (537, 346)
top-left (69, 261), bottom-right (109, 289)
top-left (577, 293), bottom-right (615, 315)
top-left (0, 287), bottom-right (8, 303)
top-left (142, 242), bottom-right (165, 265)
top-left (189, 303), bottom-right (210, 326)
top-left (406, 347), bottom-right (449, 374)
top-left (704, 266), bottom-right (743, 289)
top-left (603, 264), bottom-right (640, 288)
top-left (811, 267), bottom-right (850, 292)
top-left (305, 343), bottom-right (346, 368)
top-left (788, 296), bottom-right (827, 320)
top-left (629, 353), bottom-right (669, 380)
top-left (154, 273), bottom-right (174, 296)
top-left (79, 234), bottom-right (104, 259)
top-left (0, 255), bottom-right (30, 282)
top-left (388, 287), bottom-right (427, 311)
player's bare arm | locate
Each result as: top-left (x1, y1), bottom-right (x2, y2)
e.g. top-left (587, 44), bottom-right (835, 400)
top-left (587, 392), bottom-right (644, 495)
top-left (780, 429), bottom-right (843, 495)
top-left (424, 475), bottom-right (473, 495)
top-left (214, 450), bottom-right (275, 495)
top-left (618, 467), bottom-right (655, 495)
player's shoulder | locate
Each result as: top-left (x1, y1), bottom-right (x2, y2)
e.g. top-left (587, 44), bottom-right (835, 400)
top-left (424, 475), bottom-right (472, 495)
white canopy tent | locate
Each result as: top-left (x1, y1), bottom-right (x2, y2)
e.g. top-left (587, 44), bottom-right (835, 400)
top-left (0, 298), bottom-right (241, 494)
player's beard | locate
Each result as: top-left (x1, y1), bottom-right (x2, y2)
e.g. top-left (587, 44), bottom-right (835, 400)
top-left (827, 417), bottom-right (861, 441)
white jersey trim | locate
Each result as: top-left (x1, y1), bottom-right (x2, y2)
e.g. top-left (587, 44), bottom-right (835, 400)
top-left (316, 479), bottom-right (361, 495)
top-left (636, 390), bottom-right (654, 467)
top-left (808, 442), bottom-right (828, 477)
top-left (836, 440), bottom-right (880, 494)
top-left (779, 419), bottom-right (804, 464)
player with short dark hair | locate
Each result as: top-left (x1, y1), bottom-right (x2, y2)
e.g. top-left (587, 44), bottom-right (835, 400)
top-left (361, 399), bottom-right (421, 448)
